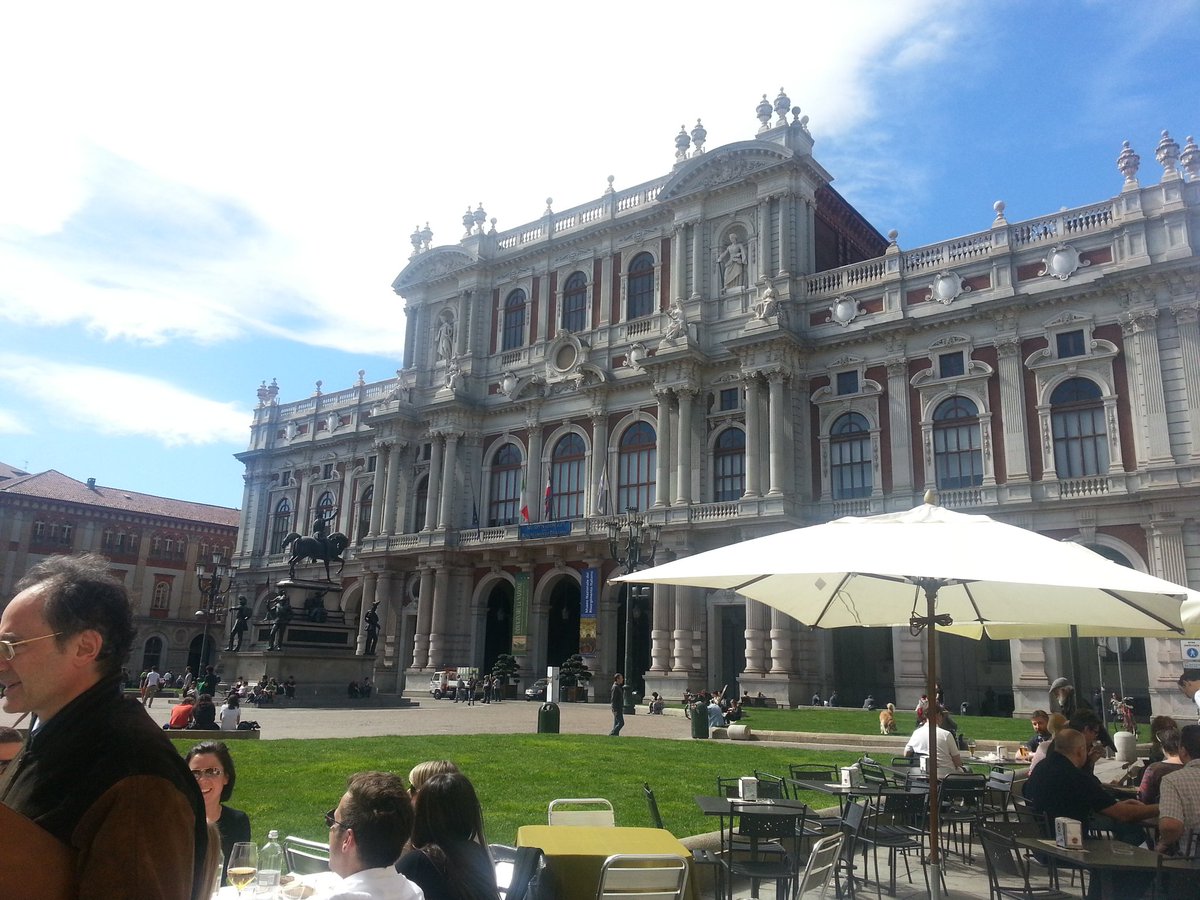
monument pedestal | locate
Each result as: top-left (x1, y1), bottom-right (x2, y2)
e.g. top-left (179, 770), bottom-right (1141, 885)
top-left (221, 646), bottom-right (377, 703)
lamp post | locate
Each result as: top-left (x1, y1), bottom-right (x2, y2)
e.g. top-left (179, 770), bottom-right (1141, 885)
top-left (607, 507), bottom-right (662, 714)
top-left (194, 552), bottom-right (233, 671)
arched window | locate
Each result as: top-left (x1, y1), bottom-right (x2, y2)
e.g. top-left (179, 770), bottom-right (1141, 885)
top-left (413, 475), bottom-right (429, 532)
top-left (141, 636), bottom-right (163, 672)
top-left (488, 444), bottom-right (523, 526)
top-left (550, 434), bottom-right (586, 520)
top-left (830, 413), bottom-right (872, 499)
top-left (617, 422), bottom-right (656, 512)
top-left (502, 289), bottom-right (526, 351)
top-left (932, 397), bottom-right (983, 489)
top-left (712, 428), bottom-right (745, 502)
top-left (314, 490), bottom-right (336, 533)
top-left (626, 253), bottom-right (655, 320)
top-left (356, 485), bottom-right (373, 542)
top-left (1051, 377), bottom-right (1109, 478)
top-left (270, 498), bottom-right (292, 553)
top-left (152, 582), bottom-right (170, 610)
top-left (561, 272), bottom-right (588, 333)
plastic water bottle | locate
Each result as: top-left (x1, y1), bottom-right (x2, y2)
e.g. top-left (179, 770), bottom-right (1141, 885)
top-left (258, 829), bottom-right (283, 895)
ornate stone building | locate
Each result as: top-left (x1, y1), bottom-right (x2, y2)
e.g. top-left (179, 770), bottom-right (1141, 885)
top-left (0, 464), bottom-right (240, 678)
top-left (232, 92), bottom-right (1200, 716)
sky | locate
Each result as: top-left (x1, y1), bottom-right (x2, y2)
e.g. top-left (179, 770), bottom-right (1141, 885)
top-left (0, 0), bottom-right (1196, 510)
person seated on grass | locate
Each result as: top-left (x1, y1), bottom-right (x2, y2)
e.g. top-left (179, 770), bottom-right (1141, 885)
top-left (186, 740), bottom-right (251, 887)
top-left (725, 699), bottom-right (745, 722)
top-left (167, 692), bottom-right (196, 729)
top-left (648, 692), bottom-right (665, 714)
top-left (397, 771), bottom-right (499, 900)
top-left (327, 771), bottom-right (424, 900)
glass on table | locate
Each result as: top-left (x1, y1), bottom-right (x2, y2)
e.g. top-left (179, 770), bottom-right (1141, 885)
top-left (227, 842), bottom-right (258, 897)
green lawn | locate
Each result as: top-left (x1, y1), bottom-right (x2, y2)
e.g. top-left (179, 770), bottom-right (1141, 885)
top-left (736, 706), bottom-right (1031, 742)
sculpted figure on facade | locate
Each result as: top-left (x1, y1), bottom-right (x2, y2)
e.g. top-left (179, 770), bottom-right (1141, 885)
top-left (754, 283), bottom-right (780, 320)
top-left (718, 232), bottom-right (747, 291)
top-left (436, 314), bottom-right (455, 362)
top-left (660, 298), bottom-right (688, 348)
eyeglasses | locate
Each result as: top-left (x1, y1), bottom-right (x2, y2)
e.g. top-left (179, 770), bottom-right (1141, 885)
top-left (0, 633), bottom-right (63, 661)
top-left (190, 767), bottom-right (224, 780)
top-left (325, 809), bottom-right (350, 831)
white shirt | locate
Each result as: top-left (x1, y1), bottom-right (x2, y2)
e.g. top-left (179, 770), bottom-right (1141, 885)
top-left (323, 867), bottom-right (425, 900)
top-left (144, 671), bottom-right (161, 688)
top-left (218, 705), bottom-right (241, 730)
top-left (903, 724), bottom-right (963, 778)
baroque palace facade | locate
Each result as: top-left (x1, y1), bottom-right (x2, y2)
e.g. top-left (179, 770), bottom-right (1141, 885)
top-left (232, 93), bottom-right (1200, 716)
top-left (0, 463), bottom-right (240, 678)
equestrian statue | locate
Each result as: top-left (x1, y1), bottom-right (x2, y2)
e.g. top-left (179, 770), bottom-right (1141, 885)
top-left (282, 507), bottom-right (349, 580)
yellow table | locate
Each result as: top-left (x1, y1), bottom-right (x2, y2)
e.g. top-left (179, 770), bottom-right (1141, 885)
top-left (517, 824), bottom-right (697, 898)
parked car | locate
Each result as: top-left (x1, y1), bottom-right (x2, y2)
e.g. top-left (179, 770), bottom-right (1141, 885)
top-left (525, 678), bottom-right (550, 701)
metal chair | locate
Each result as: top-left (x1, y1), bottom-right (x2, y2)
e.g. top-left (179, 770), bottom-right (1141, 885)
top-left (978, 825), bottom-right (1075, 900)
top-left (795, 831), bottom-right (844, 898)
top-left (717, 804), bottom-right (803, 900)
top-left (939, 773), bottom-right (987, 861)
top-left (643, 783), bottom-right (664, 829)
top-left (833, 798), bottom-right (868, 900)
top-left (282, 835), bottom-right (330, 874)
top-left (753, 770), bottom-right (791, 799)
top-left (595, 853), bottom-right (688, 900)
top-left (855, 793), bottom-right (931, 900)
top-left (983, 768), bottom-right (1017, 822)
top-left (547, 797), bottom-right (615, 827)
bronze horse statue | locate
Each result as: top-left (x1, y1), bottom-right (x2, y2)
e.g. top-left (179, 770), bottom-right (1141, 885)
top-left (281, 531), bottom-right (349, 580)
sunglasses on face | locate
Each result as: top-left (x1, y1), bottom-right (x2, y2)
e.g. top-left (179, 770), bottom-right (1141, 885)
top-left (190, 767), bottom-right (224, 780)
top-left (325, 809), bottom-right (350, 831)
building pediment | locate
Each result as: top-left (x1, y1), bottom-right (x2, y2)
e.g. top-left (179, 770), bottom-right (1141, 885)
top-left (392, 247), bottom-right (476, 293)
top-left (657, 142), bottom-right (795, 202)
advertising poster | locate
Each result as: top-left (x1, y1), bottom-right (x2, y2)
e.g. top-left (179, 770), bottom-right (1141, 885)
top-left (579, 566), bottom-right (599, 657)
top-left (512, 571), bottom-right (531, 654)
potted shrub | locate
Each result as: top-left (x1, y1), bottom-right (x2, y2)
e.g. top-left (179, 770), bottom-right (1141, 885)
top-left (491, 653), bottom-right (519, 700)
top-left (558, 654), bottom-right (593, 703)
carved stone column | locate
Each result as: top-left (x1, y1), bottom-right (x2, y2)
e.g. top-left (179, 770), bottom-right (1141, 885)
top-left (1172, 304), bottom-right (1200, 460)
top-left (995, 337), bottom-right (1030, 481)
top-left (1120, 308), bottom-right (1174, 467)
top-left (670, 226), bottom-right (685, 301)
top-left (886, 360), bottom-right (914, 497)
top-left (356, 572), bottom-right (377, 655)
top-left (591, 410), bottom-right (610, 514)
top-left (654, 389), bottom-right (672, 508)
top-left (743, 598), bottom-right (769, 674)
top-left (437, 432), bottom-right (460, 529)
top-left (743, 374), bottom-right (763, 498)
top-left (427, 566), bottom-right (451, 669)
top-left (381, 443), bottom-right (403, 535)
top-left (690, 221), bottom-right (704, 299)
top-left (672, 585), bottom-right (696, 673)
top-left (650, 583), bottom-right (671, 672)
top-left (525, 417), bottom-right (544, 520)
top-left (674, 388), bottom-right (695, 506)
top-left (1011, 638), bottom-right (1054, 716)
top-left (413, 567), bottom-right (435, 670)
top-left (423, 436), bottom-right (443, 531)
top-left (776, 194), bottom-right (792, 277)
top-left (767, 371), bottom-right (787, 497)
top-left (368, 443), bottom-right (388, 536)
top-left (768, 607), bottom-right (792, 674)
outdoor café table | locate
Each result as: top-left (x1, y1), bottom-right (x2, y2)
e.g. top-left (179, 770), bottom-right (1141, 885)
top-left (517, 824), bottom-right (698, 899)
top-left (1014, 836), bottom-right (1200, 900)
top-left (787, 781), bottom-right (925, 817)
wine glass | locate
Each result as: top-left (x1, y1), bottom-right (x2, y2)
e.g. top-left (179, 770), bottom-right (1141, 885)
top-left (227, 842), bottom-right (258, 897)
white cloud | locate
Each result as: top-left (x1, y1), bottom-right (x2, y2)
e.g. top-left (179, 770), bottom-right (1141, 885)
top-left (0, 355), bottom-right (248, 447)
top-left (0, 408), bottom-right (31, 435)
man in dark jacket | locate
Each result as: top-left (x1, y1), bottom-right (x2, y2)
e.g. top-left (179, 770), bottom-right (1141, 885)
top-left (609, 673), bottom-right (625, 735)
top-left (0, 553), bottom-right (207, 899)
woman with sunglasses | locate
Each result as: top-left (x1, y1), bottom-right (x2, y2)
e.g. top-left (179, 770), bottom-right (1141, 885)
top-left (397, 771), bottom-right (500, 900)
top-left (186, 740), bottom-right (252, 886)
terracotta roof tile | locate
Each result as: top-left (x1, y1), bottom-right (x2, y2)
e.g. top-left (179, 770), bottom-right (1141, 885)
top-left (0, 469), bottom-right (240, 527)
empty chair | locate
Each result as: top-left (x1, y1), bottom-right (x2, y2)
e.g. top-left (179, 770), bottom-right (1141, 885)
top-left (939, 773), bottom-right (988, 861)
top-left (855, 793), bottom-right (930, 900)
top-left (795, 831), bottom-right (845, 899)
top-left (984, 768), bottom-right (1017, 822)
top-left (978, 826), bottom-right (1075, 900)
top-left (753, 770), bottom-right (791, 799)
top-left (596, 853), bottom-right (688, 900)
top-left (643, 783), bottom-right (664, 829)
top-left (283, 834), bottom-right (330, 874)
top-left (547, 797), bottom-right (615, 827)
top-left (717, 805), bottom-right (803, 900)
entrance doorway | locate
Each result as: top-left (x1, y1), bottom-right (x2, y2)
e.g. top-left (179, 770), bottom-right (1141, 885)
top-left (483, 581), bottom-right (514, 672)
top-left (717, 605), bottom-right (746, 695)
top-left (545, 578), bottom-right (581, 668)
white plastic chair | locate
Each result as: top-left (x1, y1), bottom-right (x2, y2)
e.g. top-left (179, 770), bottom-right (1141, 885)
top-left (595, 853), bottom-right (688, 900)
top-left (547, 797), bottom-right (616, 827)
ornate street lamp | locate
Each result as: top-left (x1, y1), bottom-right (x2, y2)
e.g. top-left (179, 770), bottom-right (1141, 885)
top-left (194, 552), bottom-right (233, 670)
top-left (606, 507), bottom-right (662, 714)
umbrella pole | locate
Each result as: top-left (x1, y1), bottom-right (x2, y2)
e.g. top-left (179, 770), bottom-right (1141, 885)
top-left (918, 578), bottom-right (945, 899)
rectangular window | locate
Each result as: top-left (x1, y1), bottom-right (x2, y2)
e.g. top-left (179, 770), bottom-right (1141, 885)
top-left (938, 352), bottom-right (965, 378)
top-left (323, 463), bottom-right (334, 480)
top-left (836, 371), bottom-right (859, 395)
top-left (367, 456), bottom-right (377, 473)
top-left (281, 470), bottom-right (291, 486)
top-left (719, 388), bottom-right (740, 411)
top-left (1057, 330), bottom-right (1086, 358)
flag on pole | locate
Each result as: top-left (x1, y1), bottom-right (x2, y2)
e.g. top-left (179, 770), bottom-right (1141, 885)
top-left (519, 466), bottom-right (529, 523)
top-left (543, 473), bottom-right (553, 520)
top-left (597, 465), bottom-right (610, 516)
top-left (471, 499), bottom-right (481, 537)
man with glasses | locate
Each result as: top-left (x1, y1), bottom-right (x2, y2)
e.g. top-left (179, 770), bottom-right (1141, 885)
top-left (325, 771), bottom-right (424, 899)
top-left (0, 553), bottom-right (208, 899)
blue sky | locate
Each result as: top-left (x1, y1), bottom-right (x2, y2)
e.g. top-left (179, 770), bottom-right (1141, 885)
top-left (1, 0), bottom-right (1196, 510)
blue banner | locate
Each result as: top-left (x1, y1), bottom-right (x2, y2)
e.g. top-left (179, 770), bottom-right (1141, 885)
top-left (519, 521), bottom-right (571, 540)
top-left (581, 567), bottom-right (598, 617)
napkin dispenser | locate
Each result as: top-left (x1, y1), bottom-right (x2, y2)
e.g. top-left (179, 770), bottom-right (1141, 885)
top-left (840, 765), bottom-right (864, 788)
top-left (1054, 817), bottom-right (1083, 849)
top-left (739, 776), bottom-right (758, 800)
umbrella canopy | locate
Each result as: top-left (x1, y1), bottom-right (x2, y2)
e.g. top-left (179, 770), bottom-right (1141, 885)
top-left (616, 501), bottom-right (1191, 892)
top-left (618, 503), bottom-right (1189, 635)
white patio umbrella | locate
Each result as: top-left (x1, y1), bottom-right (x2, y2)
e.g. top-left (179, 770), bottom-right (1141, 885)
top-left (615, 499), bottom-right (1192, 893)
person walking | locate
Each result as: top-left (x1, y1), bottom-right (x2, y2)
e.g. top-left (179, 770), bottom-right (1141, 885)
top-left (609, 673), bottom-right (625, 736)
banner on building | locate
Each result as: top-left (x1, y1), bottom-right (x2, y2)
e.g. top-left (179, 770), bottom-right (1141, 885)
top-left (519, 521), bottom-right (571, 540)
top-left (512, 571), bottom-right (531, 655)
top-left (579, 566), bottom-right (599, 657)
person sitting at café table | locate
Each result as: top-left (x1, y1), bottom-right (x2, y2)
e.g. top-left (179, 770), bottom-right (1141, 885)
top-left (1139, 725), bottom-right (1183, 805)
top-left (1027, 709), bottom-right (1052, 753)
top-left (1148, 715), bottom-right (1180, 763)
top-left (397, 771), bottom-right (499, 900)
top-left (326, 771), bottom-right (424, 900)
top-left (1067, 710), bottom-right (1109, 773)
top-left (1155, 724), bottom-right (1200, 856)
top-left (168, 691), bottom-right (196, 729)
top-left (185, 740), bottom-right (251, 886)
top-left (1023, 729), bottom-right (1157, 848)
top-left (904, 706), bottom-right (965, 777)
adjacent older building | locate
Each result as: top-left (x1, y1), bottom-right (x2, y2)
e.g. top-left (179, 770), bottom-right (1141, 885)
top-left (0, 465), bottom-right (240, 677)
top-left (232, 92), bottom-right (1200, 717)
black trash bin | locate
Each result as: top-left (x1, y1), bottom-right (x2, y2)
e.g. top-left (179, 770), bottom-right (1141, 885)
top-left (538, 701), bottom-right (560, 734)
top-left (691, 702), bottom-right (708, 739)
